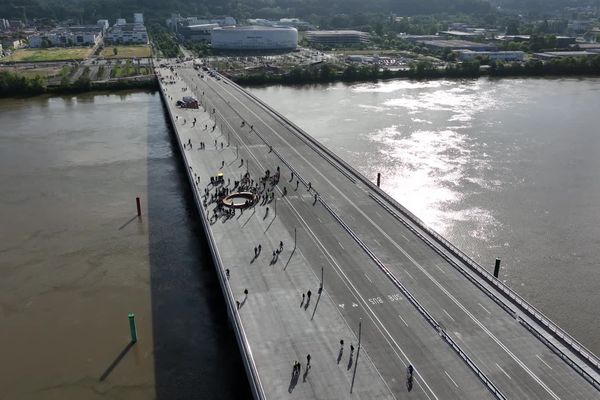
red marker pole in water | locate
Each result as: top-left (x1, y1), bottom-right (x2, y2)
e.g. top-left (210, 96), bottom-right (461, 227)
top-left (136, 197), bottom-right (141, 217)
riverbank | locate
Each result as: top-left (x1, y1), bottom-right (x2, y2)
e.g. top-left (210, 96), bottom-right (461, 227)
top-left (0, 70), bottom-right (158, 97)
top-left (232, 55), bottom-right (600, 86)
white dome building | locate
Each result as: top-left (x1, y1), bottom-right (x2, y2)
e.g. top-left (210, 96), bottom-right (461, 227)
top-left (211, 26), bottom-right (298, 50)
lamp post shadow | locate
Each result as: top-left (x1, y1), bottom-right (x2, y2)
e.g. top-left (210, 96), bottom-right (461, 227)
top-left (99, 341), bottom-right (136, 382)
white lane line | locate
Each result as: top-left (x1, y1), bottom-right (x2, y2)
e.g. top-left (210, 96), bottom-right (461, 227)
top-left (442, 308), bottom-right (455, 322)
top-left (478, 303), bottom-right (491, 314)
top-left (434, 264), bottom-right (446, 274)
top-left (338, 241), bottom-right (345, 250)
top-left (364, 273), bottom-right (373, 283)
top-left (215, 77), bottom-right (564, 400)
top-left (536, 354), bottom-right (553, 370)
top-left (375, 211), bottom-right (383, 217)
top-left (210, 85), bottom-right (554, 399)
top-left (374, 239), bottom-right (382, 247)
top-left (398, 314), bottom-right (409, 327)
top-left (444, 370), bottom-right (459, 388)
top-left (496, 363), bottom-right (512, 380)
top-left (405, 270), bottom-right (414, 280)
top-left (214, 106), bottom-right (425, 400)
top-left (317, 217), bottom-right (322, 223)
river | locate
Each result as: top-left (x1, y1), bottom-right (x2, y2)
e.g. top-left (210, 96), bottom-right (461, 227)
top-left (0, 91), bottom-right (249, 399)
top-left (2, 78), bottom-right (599, 398)
top-left (248, 77), bottom-right (600, 355)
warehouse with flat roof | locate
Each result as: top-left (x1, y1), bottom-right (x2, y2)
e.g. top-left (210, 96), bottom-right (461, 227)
top-left (211, 26), bottom-right (297, 50)
top-left (305, 30), bottom-right (370, 46)
top-left (418, 39), bottom-right (497, 51)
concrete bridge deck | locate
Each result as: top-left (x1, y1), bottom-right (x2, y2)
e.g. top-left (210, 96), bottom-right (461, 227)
top-left (156, 60), bottom-right (600, 399)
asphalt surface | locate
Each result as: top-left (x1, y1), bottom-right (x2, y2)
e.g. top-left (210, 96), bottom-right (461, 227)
top-left (157, 61), bottom-right (600, 400)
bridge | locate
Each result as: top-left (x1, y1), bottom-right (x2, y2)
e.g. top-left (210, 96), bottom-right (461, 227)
top-left (155, 59), bottom-right (600, 399)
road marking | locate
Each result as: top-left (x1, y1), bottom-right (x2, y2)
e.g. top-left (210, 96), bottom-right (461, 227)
top-left (209, 82), bottom-right (561, 398)
top-left (444, 370), bottom-right (459, 388)
top-left (536, 354), bottom-right (553, 370)
top-left (434, 264), bottom-right (446, 274)
top-left (364, 273), bottom-right (373, 283)
top-left (374, 239), bottom-right (382, 247)
top-left (398, 314), bottom-right (409, 327)
top-left (339, 241), bottom-right (345, 250)
top-left (339, 303), bottom-right (345, 309)
top-left (211, 122), bottom-right (423, 400)
top-left (496, 363), bottom-right (512, 380)
top-left (442, 308), bottom-right (455, 322)
top-left (405, 270), bottom-right (414, 280)
top-left (317, 217), bottom-right (322, 223)
top-left (478, 303), bottom-right (491, 314)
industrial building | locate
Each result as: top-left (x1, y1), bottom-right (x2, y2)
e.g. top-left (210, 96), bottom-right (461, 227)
top-left (457, 50), bottom-right (524, 61)
top-left (105, 23), bottom-right (148, 44)
top-left (305, 30), bottom-right (370, 46)
top-left (28, 26), bottom-right (103, 48)
top-left (534, 50), bottom-right (600, 59)
top-left (179, 24), bottom-right (219, 42)
top-left (418, 39), bottom-right (497, 51)
top-left (247, 18), bottom-right (313, 30)
top-left (211, 26), bottom-right (297, 50)
top-left (167, 14), bottom-right (236, 31)
top-left (105, 13), bottom-right (148, 45)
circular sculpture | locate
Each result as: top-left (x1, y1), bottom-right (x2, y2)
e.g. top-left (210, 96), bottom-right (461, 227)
top-left (222, 192), bottom-right (257, 209)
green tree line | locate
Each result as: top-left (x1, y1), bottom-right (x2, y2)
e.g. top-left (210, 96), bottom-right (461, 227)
top-left (235, 55), bottom-right (600, 85)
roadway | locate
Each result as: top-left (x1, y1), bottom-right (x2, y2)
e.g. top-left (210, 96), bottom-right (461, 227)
top-left (160, 60), bottom-right (600, 399)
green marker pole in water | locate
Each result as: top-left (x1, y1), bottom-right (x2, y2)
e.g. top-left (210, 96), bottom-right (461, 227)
top-left (128, 313), bottom-right (138, 343)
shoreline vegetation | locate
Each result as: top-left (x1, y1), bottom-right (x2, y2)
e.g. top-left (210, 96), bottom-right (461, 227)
top-left (233, 56), bottom-right (600, 85)
top-left (2, 55), bottom-right (600, 97)
top-left (0, 70), bottom-right (157, 97)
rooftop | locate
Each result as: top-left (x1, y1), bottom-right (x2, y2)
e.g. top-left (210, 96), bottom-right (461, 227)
top-left (215, 25), bottom-right (296, 31)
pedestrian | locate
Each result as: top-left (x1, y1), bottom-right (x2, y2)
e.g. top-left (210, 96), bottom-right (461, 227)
top-left (236, 300), bottom-right (240, 309)
top-left (221, 142), bottom-right (223, 149)
top-left (340, 339), bottom-right (344, 347)
top-left (254, 246), bottom-right (257, 257)
top-left (244, 288), bottom-right (248, 296)
top-left (307, 290), bottom-right (312, 300)
top-left (279, 241), bottom-right (283, 251)
top-left (302, 293), bottom-right (305, 303)
top-left (258, 244), bottom-right (262, 253)
top-left (307, 354), bottom-right (311, 367)
top-left (226, 269), bottom-right (230, 279)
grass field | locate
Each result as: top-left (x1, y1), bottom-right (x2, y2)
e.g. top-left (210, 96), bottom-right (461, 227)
top-left (4, 47), bottom-right (92, 62)
top-left (100, 45), bottom-right (152, 58)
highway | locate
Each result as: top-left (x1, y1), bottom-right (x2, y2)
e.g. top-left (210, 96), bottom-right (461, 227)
top-left (159, 60), bottom-right (600, 399)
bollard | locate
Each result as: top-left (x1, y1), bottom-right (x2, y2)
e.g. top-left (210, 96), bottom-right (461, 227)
top-left (493, 258), bottom-right (501, 278)
top-left (377, 173), bottom-right (381, 187)
top-left (128, 313), bottom-right (138, 343)
top-left (136, 197), bottom-right (141, 217)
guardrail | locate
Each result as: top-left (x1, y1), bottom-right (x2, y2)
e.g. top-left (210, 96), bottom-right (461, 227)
top-left (317, 192), bottom-right (507, 400)
top-left (200, 74), bottom-right (506, 400)
top-left (157, 77), bottom-right (267, 400)
top-left (224, 75), bottom-right (600, 377)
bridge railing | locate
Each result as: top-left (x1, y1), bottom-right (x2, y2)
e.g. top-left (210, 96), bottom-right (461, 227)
top-left (201, 77), bottom-right (507, 400)
top-left (157, 77), bottom-right (267, 400)
top-left (223, 75), bottom-right (600, 377)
